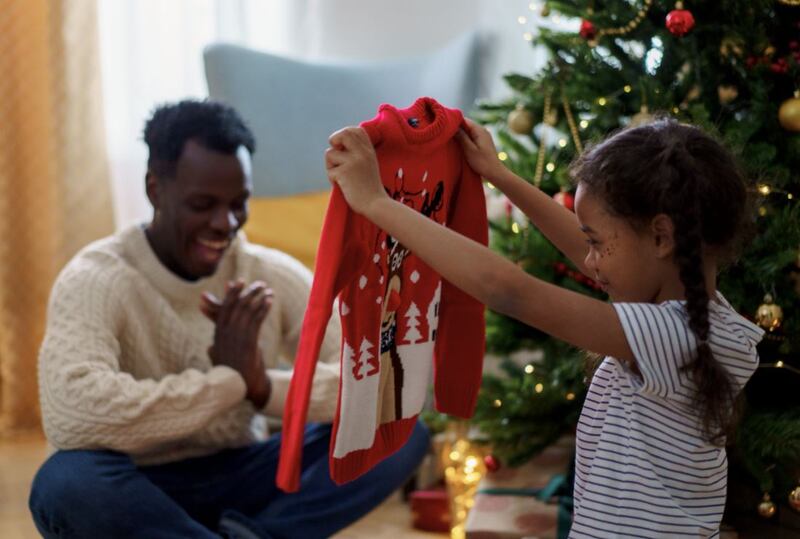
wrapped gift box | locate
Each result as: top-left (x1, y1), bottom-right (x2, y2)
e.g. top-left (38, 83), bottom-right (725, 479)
top-left (465, 436), bottom-right (574, 539)
top-left (410, 487), bottom-right (451, 533)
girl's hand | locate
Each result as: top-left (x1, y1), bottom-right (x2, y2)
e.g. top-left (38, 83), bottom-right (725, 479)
top-left (326, 127), bottom-right (388, 216)
top-left (455, 118), bottom-right (504, 182)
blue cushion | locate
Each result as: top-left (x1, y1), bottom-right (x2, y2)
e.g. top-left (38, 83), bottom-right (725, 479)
top-left (203, 33), bottom-right (479, 196)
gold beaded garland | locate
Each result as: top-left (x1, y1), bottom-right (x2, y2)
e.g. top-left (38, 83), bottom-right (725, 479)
top-left (595, 0), bottom-right (654, 37)
top-left (534, 91), bottom-right (552, 187)
top-left (560, 86), bottom-right (583, 154)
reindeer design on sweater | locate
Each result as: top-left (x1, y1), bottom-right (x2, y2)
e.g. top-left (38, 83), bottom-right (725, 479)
top-left (375, 169), bottom-right (444, 426)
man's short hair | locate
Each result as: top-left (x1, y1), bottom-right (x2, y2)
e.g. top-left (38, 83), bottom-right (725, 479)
top-left (143, 99), bottom-right (256, 179)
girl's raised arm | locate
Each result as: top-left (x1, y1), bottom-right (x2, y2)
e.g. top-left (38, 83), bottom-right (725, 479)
top-left (457, 119), bottom-right (592, 277)
top-left (326, 126), bottom-right (632, 362)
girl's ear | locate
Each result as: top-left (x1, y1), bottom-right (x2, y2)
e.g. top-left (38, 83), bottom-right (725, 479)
top-left (650, 214), bottom-right (675, 259)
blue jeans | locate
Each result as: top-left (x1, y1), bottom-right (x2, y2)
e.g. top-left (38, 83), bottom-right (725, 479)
top-left (29, 422), bottom-right (430, 538)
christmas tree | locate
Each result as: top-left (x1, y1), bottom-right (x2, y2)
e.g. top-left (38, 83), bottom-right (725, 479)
top-left (469, 0), bottom-right (800, 531)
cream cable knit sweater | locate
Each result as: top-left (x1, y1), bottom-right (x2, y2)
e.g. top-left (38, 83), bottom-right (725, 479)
top-left (38, 224), bottom-right (341, 465)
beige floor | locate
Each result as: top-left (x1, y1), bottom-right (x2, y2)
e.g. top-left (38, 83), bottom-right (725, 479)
top-left (0, 435), bottom-right (441, 538)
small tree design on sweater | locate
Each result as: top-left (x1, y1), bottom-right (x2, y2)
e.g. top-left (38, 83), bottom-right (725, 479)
top-left (345, 341), bottom-right (360, 380)
top-left (352, 338), bottom-right (377, 381)
top-left (402, 302), bottom-right (423, 343)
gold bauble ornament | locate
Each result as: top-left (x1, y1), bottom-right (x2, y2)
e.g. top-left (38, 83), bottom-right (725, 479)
top-left (778, 92), bottom-right (800, 132)
top-left (719, 37), bottom-right (744, 58)
top-left (540, 3), bottom-right (551, 17)
top-left (759, 493), bottom-right (777, 518)
top-left (508, 105), bottom-right (534, 135)
top-left (676, 61), bottom-right (692, 82)
top-left (629, 105), bottom-right (654, 127)
top-left (718, 85), bottom-right (739, 105)
top-left (764, 45), bottom-right (777, 58)
top-left (789, 486), bottom-right (800, 512)
top-left (755, 294), bottom-right (783, 332)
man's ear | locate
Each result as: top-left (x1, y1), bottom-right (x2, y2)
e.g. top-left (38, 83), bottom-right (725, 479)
top-left (145, 170), bottom-right (160, 210)
top-left (651, 214), bottom-right (675, 259)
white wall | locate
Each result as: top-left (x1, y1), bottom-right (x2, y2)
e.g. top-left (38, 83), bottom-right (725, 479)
top-left (300, 0), bottom-right (554, 99)
top-left (98, 0), bottom-right (565, 229)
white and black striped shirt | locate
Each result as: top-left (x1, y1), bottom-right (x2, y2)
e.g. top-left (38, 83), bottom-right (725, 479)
top-left (570, 292), bottom-right (763, 538)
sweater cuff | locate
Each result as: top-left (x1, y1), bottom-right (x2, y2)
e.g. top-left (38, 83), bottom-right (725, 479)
top-left (210, 365), bottom-right (249, 404)
top-left (264, 369), bottom-right (292, 419)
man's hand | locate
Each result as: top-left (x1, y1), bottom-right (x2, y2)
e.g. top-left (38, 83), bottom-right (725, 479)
top-left (201, 280), bottom-right (273, 409)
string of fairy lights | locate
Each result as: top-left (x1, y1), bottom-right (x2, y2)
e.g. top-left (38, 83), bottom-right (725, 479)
top-left (490, 361), bottom-right (578, 409)
top-left (499, 2), bottom-right (799, 222)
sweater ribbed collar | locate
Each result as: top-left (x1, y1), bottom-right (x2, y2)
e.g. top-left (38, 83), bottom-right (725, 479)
top-left (122, 224), bottom-right (238, 305)
top-left (362, 97), bottom-right (463, 152)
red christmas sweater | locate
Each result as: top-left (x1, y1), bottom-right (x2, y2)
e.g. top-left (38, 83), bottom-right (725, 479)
top-left (277, 97), bottom-right (488, 492)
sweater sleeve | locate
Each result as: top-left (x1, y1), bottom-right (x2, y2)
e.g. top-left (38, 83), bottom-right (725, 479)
top-left (258, 250), bottom-right (342, 423)
top-left (38, 258), bottom-right (247, 454)
top-left (277, 186), bottom-right (366, 492)
top-left (432, 154), bottom-right (488, 417)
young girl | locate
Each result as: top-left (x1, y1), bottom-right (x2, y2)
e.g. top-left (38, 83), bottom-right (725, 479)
top-left (325, 117), bottom-right (764, 538)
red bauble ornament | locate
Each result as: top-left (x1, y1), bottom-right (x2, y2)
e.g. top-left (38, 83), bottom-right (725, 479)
top-left (771, 58), bottom-right (789, 74)
top-left (579, 20), bottom-right (597, 40)
top-left (484, 454), bottom-right (501, 472)
top-left (666, 9), bottom-right (695, 36)
top-left (553, 191), bottom-right (575, 211)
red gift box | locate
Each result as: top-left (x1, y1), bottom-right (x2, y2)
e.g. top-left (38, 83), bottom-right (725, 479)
top-left (410, 487), bottom-right (451, 533)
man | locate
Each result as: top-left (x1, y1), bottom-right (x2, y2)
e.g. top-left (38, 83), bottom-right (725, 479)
top-left (29, 100), bottom-right (429, 538)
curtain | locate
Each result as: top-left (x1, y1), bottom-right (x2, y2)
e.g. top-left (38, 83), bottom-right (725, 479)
top-left (0, 0), bottom-right (113, 436)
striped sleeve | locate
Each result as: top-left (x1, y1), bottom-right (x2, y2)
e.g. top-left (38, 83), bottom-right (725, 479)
top-left (706, 306), bottom-right (762, 391)
top-left (613, 300), bottom-right (763, 400)
top-left (613, 302), bottom-right (696, 399)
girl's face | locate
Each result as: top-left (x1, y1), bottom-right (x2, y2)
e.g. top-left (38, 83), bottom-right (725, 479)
top-left (574, 183), bottom-right (668, 303)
